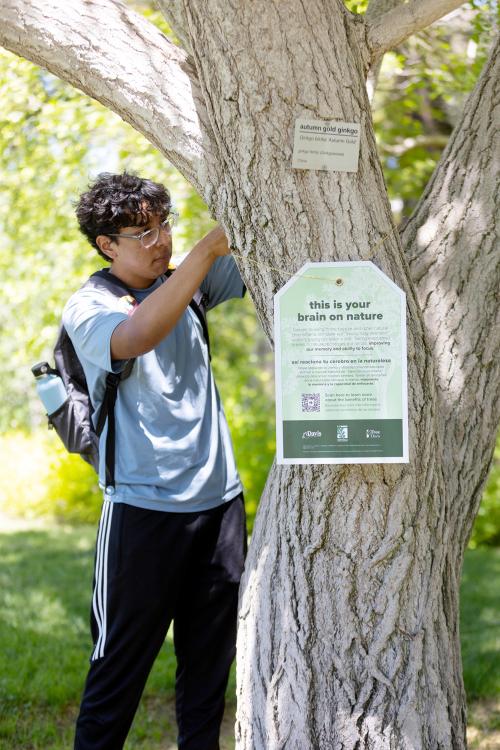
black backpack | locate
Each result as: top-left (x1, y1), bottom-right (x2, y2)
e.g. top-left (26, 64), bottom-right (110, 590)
top-left (37, 268), bottom-right (210, 492)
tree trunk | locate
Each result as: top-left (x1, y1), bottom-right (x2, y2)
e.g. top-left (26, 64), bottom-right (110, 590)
top-left (0, 1), bottom-right (498, 747)
top-left (175, 2), bottom-right (465, 747)
top-left (232, 30), bottom-right (499, 750)
top-left (403, 34), bottom-right (500, 558)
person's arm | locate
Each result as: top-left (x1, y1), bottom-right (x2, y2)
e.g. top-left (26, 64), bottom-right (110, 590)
top-left (110, 226), bottom-right (229, 359)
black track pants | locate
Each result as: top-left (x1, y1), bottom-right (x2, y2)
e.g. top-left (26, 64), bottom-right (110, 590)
top-left (74, 494), bottom-right (246, 750)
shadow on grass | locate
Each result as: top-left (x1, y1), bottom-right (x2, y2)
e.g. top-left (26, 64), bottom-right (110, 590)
top-left (0, 528), bottom-right (93, 747)
top-left (460, 547), bottom-right (500, 701)
top-left (0, 526), bottom-right (180, 749)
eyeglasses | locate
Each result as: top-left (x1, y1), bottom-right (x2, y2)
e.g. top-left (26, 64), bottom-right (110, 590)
top-left (107, 212), bottom-right (178, 249)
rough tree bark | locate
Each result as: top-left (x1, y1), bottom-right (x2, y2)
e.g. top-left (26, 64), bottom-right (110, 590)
top-left (1, 1), bottom-right (498, 748)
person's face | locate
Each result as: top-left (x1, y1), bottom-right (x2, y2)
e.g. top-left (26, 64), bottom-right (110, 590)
top-left (97, 212), bottom-right (173, 289)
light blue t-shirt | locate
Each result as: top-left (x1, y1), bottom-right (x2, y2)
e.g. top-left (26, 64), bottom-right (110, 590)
top-left (63, 256), bottom-right (245, 513)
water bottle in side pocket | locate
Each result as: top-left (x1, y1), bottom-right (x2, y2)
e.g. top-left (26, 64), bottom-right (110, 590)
top-left (31, 361), bottom-right (68, 415)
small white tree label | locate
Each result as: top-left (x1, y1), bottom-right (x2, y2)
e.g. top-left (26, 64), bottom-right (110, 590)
top-left (292, 118), bottom-right (360, 172)
top-left (274, 262), bottom-right (409, 464)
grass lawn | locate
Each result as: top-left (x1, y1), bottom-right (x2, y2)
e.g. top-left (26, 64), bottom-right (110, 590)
top-left (0, 518), bottom-right (498, 749)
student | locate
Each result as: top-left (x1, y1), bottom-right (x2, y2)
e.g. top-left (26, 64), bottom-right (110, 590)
top-left (64, 172), bottom-right (247, 750)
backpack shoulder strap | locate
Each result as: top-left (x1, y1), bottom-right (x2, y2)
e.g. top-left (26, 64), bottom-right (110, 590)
top-left (84, 268), bottom-right (136, 381)
top-left (188, 296), bottom-right (211, 360)
top-left (165, 267), bottom-right (211, 359)
top-left (86, 268), bottom-right (134, 297)
top-left (82, 269), bottom-right (137, 491)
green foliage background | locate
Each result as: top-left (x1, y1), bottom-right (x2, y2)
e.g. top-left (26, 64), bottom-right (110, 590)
top-left (0, 2), bottom-right (498, 543)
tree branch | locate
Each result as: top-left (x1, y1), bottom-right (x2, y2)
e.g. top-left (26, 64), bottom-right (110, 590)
top-left (364, 0), bottom-right (403, 100)
top-left (0, 0), bottom-right (208, 191)
top-left (367, 0), bottom-right (465, 62)
top-left (380, 134), bottom-right (449, 157)
top-left (156, 0), bottom-right (192, 55)
top-left (364, 0), bottom-right (397, 19)
top-left (402, 36), bottom-right (500, 544)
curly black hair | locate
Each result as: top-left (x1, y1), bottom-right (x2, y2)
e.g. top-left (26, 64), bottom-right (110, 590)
top-left (75, 172), bottom-right (172, 260)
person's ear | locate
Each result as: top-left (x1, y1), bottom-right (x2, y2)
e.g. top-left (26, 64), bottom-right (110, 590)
top-left (96, 235), bottom-right (117, 261)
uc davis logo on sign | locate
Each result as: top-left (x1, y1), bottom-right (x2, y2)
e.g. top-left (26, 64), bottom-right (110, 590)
top-left (337, 425), bottom-right (348, 441)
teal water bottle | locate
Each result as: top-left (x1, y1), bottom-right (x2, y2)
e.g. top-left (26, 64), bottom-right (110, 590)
top-left (31, 362), bottom-right (68, 415)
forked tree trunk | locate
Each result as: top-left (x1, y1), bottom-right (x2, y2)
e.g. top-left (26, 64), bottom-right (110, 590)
top-left (179, 4), bottom-right (495, 748)
top-left (0, 1), bottom-right (498, 747)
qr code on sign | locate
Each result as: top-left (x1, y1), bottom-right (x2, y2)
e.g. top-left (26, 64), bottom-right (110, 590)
top-left (301, 393), bottom-right (320, 412)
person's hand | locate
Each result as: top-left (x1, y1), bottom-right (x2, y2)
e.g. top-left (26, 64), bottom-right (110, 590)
top-left (199, 225), bottom-right (230, 258)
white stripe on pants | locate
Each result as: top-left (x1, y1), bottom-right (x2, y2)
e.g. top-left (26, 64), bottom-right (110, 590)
top-left (91, 500), bottom-right (114, 661)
